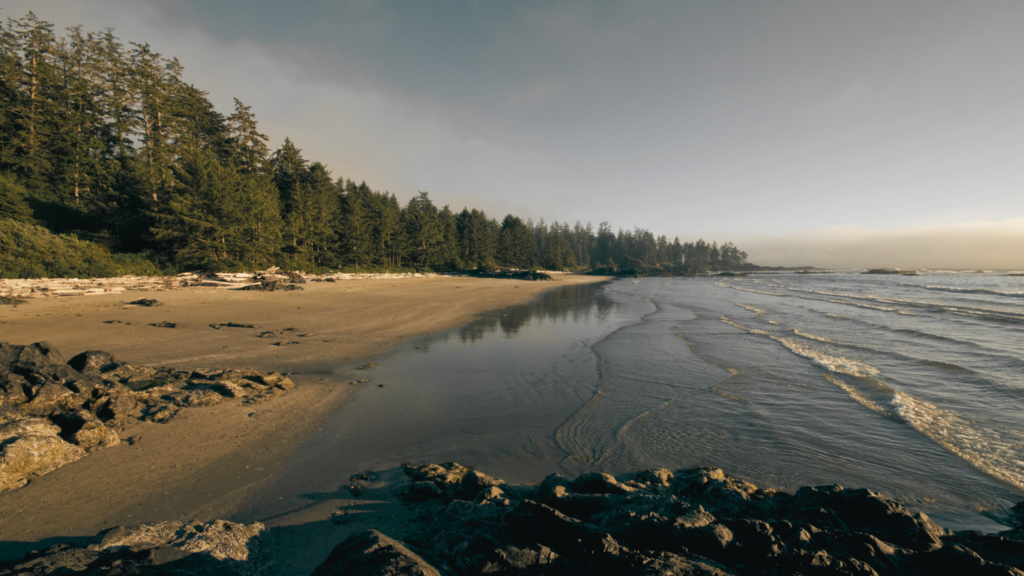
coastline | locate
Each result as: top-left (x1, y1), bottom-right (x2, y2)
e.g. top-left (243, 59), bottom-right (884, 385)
top-left (0, 273), bottom-right (610, 561)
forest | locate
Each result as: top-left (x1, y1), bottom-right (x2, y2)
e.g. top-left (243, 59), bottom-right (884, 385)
top-left (0, 13), bottom-right (750, 278)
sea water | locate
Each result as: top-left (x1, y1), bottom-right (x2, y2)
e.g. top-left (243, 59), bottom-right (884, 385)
top-left (244, 273), bottom-right (1024, 532)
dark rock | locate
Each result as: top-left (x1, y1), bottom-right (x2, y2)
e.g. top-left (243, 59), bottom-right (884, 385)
top-left (408, 481), bottom-right (445, 500)
top-left (209, 322), bottom-right (256, 329)
top-left (460, 470), bottom-right (505, 500)
top-left (312, 529), bottom-right (441, 576)
top-left (478, 545), bottom-right (565, 574)
top-left (640, 552), bottom-right (735, 575)
top-left (127, 298), bottom-right (162, 307)
top-left (68, 350), bottom-right (118, 377)
top-left (0, 296), bottom-right (25, 305)
top-left (572, 471), bottom-right (636, 495)
top-left (149, 321), bottom-right (177, 328)
top-left (918, 544), bottom-right (1022, 576)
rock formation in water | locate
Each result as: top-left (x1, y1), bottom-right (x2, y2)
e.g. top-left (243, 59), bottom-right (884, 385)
top-left (0, 342), bottom-right (294, 494)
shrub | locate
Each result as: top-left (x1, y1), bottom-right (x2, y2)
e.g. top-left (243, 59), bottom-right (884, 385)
top-left (0, 219), bottom-right (157, 279)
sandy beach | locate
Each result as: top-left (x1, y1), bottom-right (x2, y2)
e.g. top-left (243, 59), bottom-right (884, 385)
top-left (0, 273), bottom-right (608, 564)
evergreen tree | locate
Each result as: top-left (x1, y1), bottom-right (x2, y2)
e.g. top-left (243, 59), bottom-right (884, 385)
top-left (498, 214), bottom-right (538, 269)
top-left (151, 148), bottom-right (245, 270)
top-left (226, 98), bottom-right (269, 174)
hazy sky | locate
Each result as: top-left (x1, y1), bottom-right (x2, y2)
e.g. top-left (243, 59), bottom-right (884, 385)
top-left (5, 1), bottom-right (1023, 268)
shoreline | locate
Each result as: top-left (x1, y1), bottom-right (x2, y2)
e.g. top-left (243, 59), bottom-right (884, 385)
top-left (0, 274), bottom-right (610, 562)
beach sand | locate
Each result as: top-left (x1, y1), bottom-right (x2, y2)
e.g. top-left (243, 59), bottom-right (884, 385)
top-left (0, 273), bottom-right (608, 564)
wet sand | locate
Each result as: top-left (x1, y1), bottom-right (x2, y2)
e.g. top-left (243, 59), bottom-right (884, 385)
top-left (0, 273), bottom-right (608, 563)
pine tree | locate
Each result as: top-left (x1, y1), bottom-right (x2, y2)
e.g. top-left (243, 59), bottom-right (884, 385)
top-left (152, 148), bottom-right (245, 270)
top-left (226, 98), bottom-right (269, 174)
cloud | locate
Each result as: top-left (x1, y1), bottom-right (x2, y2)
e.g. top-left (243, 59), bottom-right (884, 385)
top-left (736, 218), bottom-right (1024, 270)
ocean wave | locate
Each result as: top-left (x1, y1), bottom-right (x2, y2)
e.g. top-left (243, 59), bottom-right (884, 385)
top-left (799, 295), bottom-right (898, 312)
top-left (824, 374), bottom-right (892, 417)
top-left (721, 317), bottom-right (880, 378)
top-left (892, 393), bottom-right (1024, 489)
top-left (790, 286), bottom-right (1024, 321)
top-left (734, 303), bottom-right (766, 315)
top-left (918, 285), bottom-right (1024, 298)
top-left (732, 286), bottom-right (787, 297)
top-left (792, 328), bottom-right (836, 344)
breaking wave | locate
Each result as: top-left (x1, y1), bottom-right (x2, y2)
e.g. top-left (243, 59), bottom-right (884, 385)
top-left (721, 317), bottom-right (880, 378)
top-left (892, 393), bottom-right (1024, 490)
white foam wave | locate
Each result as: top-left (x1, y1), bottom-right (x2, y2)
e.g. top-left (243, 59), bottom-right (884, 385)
top-left (824, 374), bottom-right (891, 417)
top-left (799, 295), bottom-right (898, 312)
top-left (734, 303), bottom-right (766, 315)
top-left (793, 329), bottom-right (835, 344)
top-left (721, 317), bottom-right (880, 378)
top-left (732, 286), bottom-right (787, 297)
top-left (920, 285), bottom-right (1024, 298)
top-left (892, 393), bottom-right (1024, 489)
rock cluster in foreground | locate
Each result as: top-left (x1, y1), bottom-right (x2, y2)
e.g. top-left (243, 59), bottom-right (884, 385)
top-left (3, 463), bottom-right (1023, 574)
top-left (0, 342), bottom-right (294, 494)
top-left (0, 519), bottom-right (265, 576)
top-left (336, 463), bottom-right (1024, 576)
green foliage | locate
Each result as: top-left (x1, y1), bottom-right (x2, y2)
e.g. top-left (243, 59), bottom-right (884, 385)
top-left (0, 172), bottom-right (33, 221)
top-left (0, 12), bottom-right (751, 278)
top-left (0, 218), bottom-right (118, 278)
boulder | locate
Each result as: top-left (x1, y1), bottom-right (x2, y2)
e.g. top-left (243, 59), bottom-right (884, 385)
top-left (312, 529), bottom-right (441, 576)
top-left (0, 418), bottom-right (86, 493)
top-left (20, 381), bottom-right (73, 417)
top-left (572, 471), bottom-right (636, 495)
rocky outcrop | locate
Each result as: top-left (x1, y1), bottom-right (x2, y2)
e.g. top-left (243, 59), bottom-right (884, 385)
top-left (384, 462), bottom-right (1024, 576)
top-left (312, 529), bottom-right (441, 576)
top-left (0, 342), bottom-right (295, 494)
top-left (0, 519), bottom-right (265, 575)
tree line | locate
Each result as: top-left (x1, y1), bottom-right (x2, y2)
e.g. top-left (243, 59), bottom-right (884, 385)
top-left (0, 13), bottom-right (749, 276)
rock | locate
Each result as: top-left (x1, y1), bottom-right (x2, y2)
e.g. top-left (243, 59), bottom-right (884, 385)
top-left (539, 473), bottom-right (572, 502)
top-left (641, 552), bottom-right (736, 575)
top-left (91, 519), bottom-right (264, 562)
top-left (0, 367), bottom-right (29, 404)
top-left (149, 321), bottom-right (178, 328)
top-left (0, 418), bottom-right (86, 493)
top-left (408, 481), bottom-right (445, 500)
top-left (460, 469), bottom-right (505, 500)
top-left (50, 410), bottom-right (120, 452)
top-left (572, 471), bottom-right (636, 495)
top-left (0, 296), bottom-right (25, 305)
top-left (312, 529), bottom-right (441, 576)
top-left (638, 468), bottom-right (675, 487)
top-left (127, 298), bottom-right (162, 307)
top-left (476, 486), bottom-right (511, 505)
top-left (20, 381), bottom-right (73, 417)
top-left (95, 391), bottom-right (141, 428)
top-left (68, 348), bottom-right (118, 375)
top-left (0, 404), bottom-right (29, 425)
top-left (478, 545), bottom-right (563, 574)
top-left (402, 462), bottom-right (471, 494)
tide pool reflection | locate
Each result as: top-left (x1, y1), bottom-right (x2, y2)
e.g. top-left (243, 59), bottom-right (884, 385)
top-left (456, 282), bottom-right (618, 342)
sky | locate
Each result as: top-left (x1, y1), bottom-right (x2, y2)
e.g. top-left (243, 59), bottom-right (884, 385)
top-left (4, 1), bottom-right (1023, 268)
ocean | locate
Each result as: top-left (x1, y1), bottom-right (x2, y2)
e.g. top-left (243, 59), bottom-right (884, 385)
top-left (242, 273), bottom-right (1024, 532)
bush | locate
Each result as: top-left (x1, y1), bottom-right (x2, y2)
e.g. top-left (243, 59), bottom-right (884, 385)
top-left (0, 219), bottom-right (157, 279)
